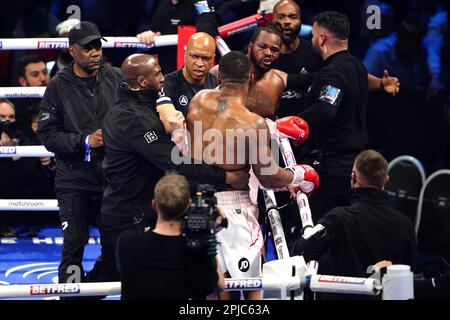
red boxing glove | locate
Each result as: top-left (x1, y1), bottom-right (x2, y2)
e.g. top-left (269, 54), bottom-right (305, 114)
top-left (276, 116), bottom-right (309, 146)
top-left (285, 164), bottom-right (319, 195)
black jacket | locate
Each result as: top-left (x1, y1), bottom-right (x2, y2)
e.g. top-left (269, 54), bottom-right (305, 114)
top-left (101, 86), bottom-right (226, 222)
top-left (288, 50), bottom-right (368, 176)
top-left (37, 63), bottom-right (122, 192)
top-left (117, 230), bottom-right (217, 300)
top-left (295, 188), bottom-right (417, 278)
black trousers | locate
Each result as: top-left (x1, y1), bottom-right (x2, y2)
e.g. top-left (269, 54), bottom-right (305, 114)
top-left (56, 189), bottom-right (104, 284)
top-left (95, 209), bottom-right (156, 281)
top-left (308, 175), bottom-right (351, 222)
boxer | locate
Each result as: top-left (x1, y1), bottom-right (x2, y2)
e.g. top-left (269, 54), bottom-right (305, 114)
top-left (186, 51), bottom-right (319, 300)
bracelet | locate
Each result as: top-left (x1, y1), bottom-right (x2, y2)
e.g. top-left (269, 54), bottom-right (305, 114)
top-left (84, 135), bottom-right (91, 162)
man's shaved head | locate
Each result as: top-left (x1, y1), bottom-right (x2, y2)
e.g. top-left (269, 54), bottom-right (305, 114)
top-left (121, 54), bottom-right (157, 81)
top-left (184, 32), bottom-right (216, 85)
top-left (186, 32), bottom-right (216, 53)
top-left (273, 0), bottom-right (300, 14)
top-left (121, 54), bottom-right (164, 91)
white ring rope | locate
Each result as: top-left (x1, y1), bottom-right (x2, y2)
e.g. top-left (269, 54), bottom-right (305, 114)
top-left (0, 199), bottom-right (58, 211)
top-left (0, 146), bottom-right (54, 157)
top-left (0, 273), bottom-right (383, 299)
top-left (0, 35), bottom-right (178, 51)
top-left (0, 87), bottom-right (46, 99)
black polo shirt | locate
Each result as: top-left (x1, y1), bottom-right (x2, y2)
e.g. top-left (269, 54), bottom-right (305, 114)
top-left (156, 69), bottom-right (219, 116)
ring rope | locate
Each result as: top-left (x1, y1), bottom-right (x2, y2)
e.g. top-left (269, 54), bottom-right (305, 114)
top-left (0, 274), bottom-right (381, 299)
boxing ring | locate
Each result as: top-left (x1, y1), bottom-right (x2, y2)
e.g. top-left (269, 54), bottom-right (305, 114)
top-left (0, 11), bottom-right (413, 300)
top-left (0, 264), bottom-right (414, 299)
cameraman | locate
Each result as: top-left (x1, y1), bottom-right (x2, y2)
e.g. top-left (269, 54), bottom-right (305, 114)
top-left (117, 173), bottom-right (223, 300)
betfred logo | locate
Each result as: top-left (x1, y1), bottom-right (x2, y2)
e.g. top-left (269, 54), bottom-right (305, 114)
top-left (224, 278), bottom-right (262, 289)
top-left (37, 41), bottom-right (69, 49)
top-left (0, 147), bottom-right (16, 155)
top-left (114, 42), bottom-right (151, 49)
top-left (30, 284), bottom-right (81, 295)
top-left (318, 275), bottom-right (366, 285)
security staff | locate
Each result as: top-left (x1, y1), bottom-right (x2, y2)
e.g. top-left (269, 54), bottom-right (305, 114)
top-left (99, 53), bottom-right (249, 280)
top-left (286, 11), bottom-right (369, 221)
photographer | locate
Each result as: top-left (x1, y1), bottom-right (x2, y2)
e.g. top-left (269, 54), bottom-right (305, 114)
top-left (117, 173), bottom-right (224, 300)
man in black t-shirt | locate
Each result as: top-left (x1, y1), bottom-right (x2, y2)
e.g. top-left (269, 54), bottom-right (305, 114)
top-left (155, 32), bottom-right (218, 133)
top-left (117, 173), bottom-right (222, 300)
top-left (272, 0), bottom-right (323, 119)
top-left (136, 0), bottom-right (219, 74)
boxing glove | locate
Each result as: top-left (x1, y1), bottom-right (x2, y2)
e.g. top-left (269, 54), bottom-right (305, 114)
top-left (275, 116), bottom-right (309, 146)
top-left (285, 164), bottom-right (319, 195)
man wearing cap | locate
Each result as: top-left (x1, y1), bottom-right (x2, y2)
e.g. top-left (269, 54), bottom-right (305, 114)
top-left (49, 18), bottom-right (80, 77)
top-left (37, 21), bottom-right (122, 291)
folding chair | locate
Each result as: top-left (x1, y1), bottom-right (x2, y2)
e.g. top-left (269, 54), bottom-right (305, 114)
top-left (415, 170), bottom-right (450, 274)
top-left (385, 156), bottom-right (426, 223)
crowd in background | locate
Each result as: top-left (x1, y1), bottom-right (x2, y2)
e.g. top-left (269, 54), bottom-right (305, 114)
top-left (0, 1), bottom-right (448, 176)
top-left (0, 0), bottom-right (448, 299)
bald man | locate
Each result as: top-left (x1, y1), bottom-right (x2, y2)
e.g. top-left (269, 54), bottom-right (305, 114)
top-left (156, 32), bottom-right (218, 133)
top-left (187, 51), bottom-right (319, 300)
top-left (99, 53), bottom-right (249, 282)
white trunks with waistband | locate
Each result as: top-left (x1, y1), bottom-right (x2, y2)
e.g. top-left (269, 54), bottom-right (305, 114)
top-left (215, 191), bottom-right (264, 278)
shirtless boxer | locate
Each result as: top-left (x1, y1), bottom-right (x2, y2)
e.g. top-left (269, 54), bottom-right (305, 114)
top-left (246, 24), bottom-right (286, 118)
top-left (210, 23), bottom-right (400, 119)
top-left (186, 51), bottom-right (319, 300)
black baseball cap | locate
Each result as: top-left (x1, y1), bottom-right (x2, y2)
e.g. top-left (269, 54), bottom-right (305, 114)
top-left (68, 21), bottom-right (106, 46)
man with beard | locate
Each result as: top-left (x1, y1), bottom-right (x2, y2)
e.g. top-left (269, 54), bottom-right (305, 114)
top-left (187, 51), bottom-right (319, 300)
top-left (15, 54), bottom-right (50, 140)
top-left (272, 0), bottom-right (323, 118)
top-left (208, 25), bottom-right (286, 118)
top-left (285, 11), bottom-right (370, 222)
top-left (273, 0), bottom-right (400, 118)
top-left (245, 24), bottom-right (285, 118)
top-left (240, 22), bottom-right (399, 120)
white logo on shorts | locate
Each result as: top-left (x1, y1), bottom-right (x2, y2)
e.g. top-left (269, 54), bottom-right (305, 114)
top-left (238, 258), bottom-right (250, 272)
top-left (61, 221), bottom-right (68, 231)
top-left (144, 131), bottom-right (158, 144)
top-left (179, 95), bottom-right (189, 106)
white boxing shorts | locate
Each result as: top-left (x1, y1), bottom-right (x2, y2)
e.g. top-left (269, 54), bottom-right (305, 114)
top-left (215, 191), bottom-right (264, 278)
